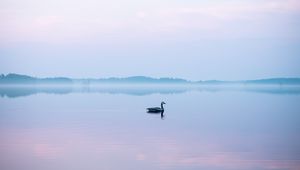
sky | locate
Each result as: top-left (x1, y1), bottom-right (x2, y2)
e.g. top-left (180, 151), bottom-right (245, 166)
top-left (0, 0), bottom-right (300, 80)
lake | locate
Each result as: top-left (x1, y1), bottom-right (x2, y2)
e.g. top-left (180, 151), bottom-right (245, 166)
top-left (0, 85), bottom-right (300, 170)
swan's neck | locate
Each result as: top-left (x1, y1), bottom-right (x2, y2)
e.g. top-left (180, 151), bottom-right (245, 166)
top-left (161, 103), bottom-right (164, 110)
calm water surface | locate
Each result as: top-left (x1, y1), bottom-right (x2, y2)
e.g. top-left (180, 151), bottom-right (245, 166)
top-left (0, 85), bottom-right (300, 170)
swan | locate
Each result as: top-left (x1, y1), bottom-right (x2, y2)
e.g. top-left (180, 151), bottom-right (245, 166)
top-left (147, 102), bottom-right (166, 113)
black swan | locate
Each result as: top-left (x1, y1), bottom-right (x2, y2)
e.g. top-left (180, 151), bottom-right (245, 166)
top-left (147, 102), bottom-right (166, 113)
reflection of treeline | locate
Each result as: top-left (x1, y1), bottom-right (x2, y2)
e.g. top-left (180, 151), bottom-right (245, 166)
top-left (245, 78), bottom-right (300, 85)
top-left (0, 86), bottom-right (188, 98)
top-left (0, 87), bottom-right (73, 98)
top-left (0, 86), bottom-right (300, 98)
top-left (79, 87), bottom-right (188, 96)
top-left (244, 87), bottom-right (300, 95)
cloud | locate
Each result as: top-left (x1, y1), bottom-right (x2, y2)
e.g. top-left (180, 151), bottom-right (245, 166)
top-left (172, 153), bottom-right (300, 170)
top-left (131, 0), bottom-right (300, 39)
top-left (34, 15), bottom-right (64, 28)
top-left (0, 0), bottom-right (299, 44)
top-left (153, 0), bottom-right (300, 24)
top-left (136, 11), bottom-right (147, 19)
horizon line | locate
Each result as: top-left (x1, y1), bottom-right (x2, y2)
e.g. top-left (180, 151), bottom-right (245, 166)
top-left (1, 73), bottom-right (300, 82)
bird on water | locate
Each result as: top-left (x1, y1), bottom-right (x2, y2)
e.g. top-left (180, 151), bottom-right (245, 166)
top-left (147, 101), bottom-right (166, 113)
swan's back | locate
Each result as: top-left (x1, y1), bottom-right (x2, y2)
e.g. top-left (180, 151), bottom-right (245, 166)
top-left (147, 107), bottom-right (163, 112)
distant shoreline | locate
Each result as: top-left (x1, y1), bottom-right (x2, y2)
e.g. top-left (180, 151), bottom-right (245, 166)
top-left (1, 73), bottom-right (300, 85)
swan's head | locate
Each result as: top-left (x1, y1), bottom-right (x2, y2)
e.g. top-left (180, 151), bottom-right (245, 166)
top-left (161, 101), bottom-right (166, 105)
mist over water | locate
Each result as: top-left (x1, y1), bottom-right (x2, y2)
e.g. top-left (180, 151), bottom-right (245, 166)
top-left (1, 84), bottom-right (300, 98)
top-left (0, 85), bottom-right (299, 170)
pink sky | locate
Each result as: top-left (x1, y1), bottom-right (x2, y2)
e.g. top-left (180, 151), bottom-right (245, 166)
top-left (0, 0), bottom-right (300, 79)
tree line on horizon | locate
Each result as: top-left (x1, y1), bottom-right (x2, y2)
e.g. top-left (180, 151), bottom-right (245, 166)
top-left (1, 73), bottom-right (300, 85)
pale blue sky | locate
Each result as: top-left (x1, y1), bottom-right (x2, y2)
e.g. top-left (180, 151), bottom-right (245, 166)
top-left (1, 0), bottom-right (300, 80)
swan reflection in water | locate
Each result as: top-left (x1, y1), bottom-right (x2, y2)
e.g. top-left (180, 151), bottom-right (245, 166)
top-left (147, 102), bottom-right (166, 119)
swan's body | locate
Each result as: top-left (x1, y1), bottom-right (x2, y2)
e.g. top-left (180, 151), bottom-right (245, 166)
top-left (147, 102), bottom-right (166, 113)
